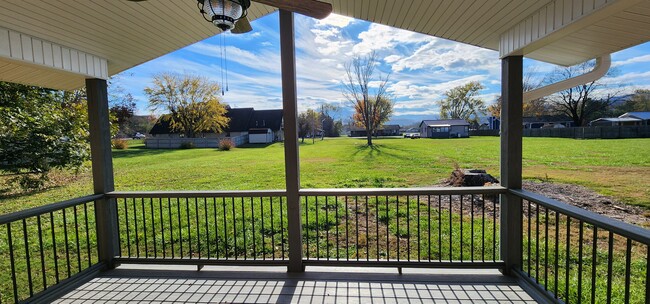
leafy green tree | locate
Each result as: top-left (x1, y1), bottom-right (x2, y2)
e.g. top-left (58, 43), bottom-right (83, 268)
top-left (108, 76), bottom-right (137, 137)
top-left (343, 52), bottom-right (393, 146)
top-left (298, 109), bottom-right (320, 143)
top-left (0, 82), bottom-right (90, 190)
top-left (145, 73), bottom-right (229, 138)
top-left (319, 103), bottom-right (343, 137)
top-left (298, 112), bottom-right (310, 143)
top-left (129, 115), bottom-right (158, 135)
top-left (109, 94), bottom-right (136, 137)
top-left (489, 72), bottom-right (550, 119)
top-left (616, 89), bottom-right (650, 114)
top-left (439, 81), bottom-right (486, 124)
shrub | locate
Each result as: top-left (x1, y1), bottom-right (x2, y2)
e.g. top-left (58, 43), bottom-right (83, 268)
top-left (219, 138), bottom-right (235, 151)
top-left (112, 138), bottom-right (128, 149)
top-left (180, 141), bottom-right (195, 149)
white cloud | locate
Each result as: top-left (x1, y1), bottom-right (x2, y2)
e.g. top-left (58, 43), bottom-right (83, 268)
top-left (393, 110), bottom-right (439, 116)
top-left (316, 14), bottom-right (355, 28)
top-left (390, 40), bottom-right (499, 73)
top-left (352, 24), bottom-right (433, 55)
top-left (387, 75), bottom-right (488, 100)
top-left (384, 55), bottom-right (402, 63)
top-left (186, 42), bottom-right (281, 72)
top-left (612, 54), bottom-right (650, 67)
top-left (310, 27), bottom-right (353, 56)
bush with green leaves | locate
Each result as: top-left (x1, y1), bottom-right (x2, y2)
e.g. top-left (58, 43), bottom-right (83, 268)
top-left (0, 82), bottom-right (90, 190)
top-left (179, 141), bottom-right (195, 149)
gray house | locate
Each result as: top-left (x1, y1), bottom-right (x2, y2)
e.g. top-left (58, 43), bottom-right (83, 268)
top-left (590, 112), bottom-right (650, 126)
top-left (619, 112), bottom-right (650, 125)
top-left (419, 119), bottom-right (470, 138)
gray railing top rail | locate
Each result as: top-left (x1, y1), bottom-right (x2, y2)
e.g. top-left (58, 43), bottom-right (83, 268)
top-left (106, 190), bottom-right (288, 198)
top-left (0, 193), bottom-right (104, 225)
top-left (106, 187), bottom-right (506, 199)
top-left (300, 186), bottom-right (507, 196)
top-left (511, 189), bottom-right (650, 245)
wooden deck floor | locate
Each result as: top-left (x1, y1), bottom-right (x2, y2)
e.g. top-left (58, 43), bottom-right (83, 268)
top-left (53, 265), bottom-right (538, 303)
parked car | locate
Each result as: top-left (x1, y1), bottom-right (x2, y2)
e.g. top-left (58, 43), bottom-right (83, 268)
top-left (133, 132), bottom-right (146, 139)
top-left (404, 132), bottom-right (420, 139)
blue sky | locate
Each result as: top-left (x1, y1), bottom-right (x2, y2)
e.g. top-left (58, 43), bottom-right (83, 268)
top-left (115, 12), bottom-right (650, 126)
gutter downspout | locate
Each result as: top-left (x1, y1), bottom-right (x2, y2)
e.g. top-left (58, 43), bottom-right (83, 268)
top-left (523, 55), bottom-right (611, 102)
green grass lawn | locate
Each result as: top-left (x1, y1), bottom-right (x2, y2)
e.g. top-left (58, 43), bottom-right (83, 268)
top-left (2, 136), bottom-right (649, 213)
top-left (1, 136), bottom-right (649, 303)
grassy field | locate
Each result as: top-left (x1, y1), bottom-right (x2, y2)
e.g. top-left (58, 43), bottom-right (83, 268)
top-left (1, 136), bottom-right (649, 303)
top-left (1, 136), bottom-right (649, 213)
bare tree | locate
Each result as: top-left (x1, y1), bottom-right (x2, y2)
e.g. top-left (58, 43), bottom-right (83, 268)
top-left (342, 52), bottom-right (393, 146)
top-left (544, 61), bottom-right (619, 126)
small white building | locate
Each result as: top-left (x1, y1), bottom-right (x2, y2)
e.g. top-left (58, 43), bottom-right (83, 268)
top-left (249, 128), bottom-right (274, 144)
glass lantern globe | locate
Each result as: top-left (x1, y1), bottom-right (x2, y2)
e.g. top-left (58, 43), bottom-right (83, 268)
top-left (201, 0), bottom-right (250, 31)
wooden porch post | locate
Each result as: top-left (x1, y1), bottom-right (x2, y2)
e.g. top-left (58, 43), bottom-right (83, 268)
top-left (500, 56), bottom-right (523, 275)
top-left (86, 78), bottom-right (119, 269)
top-left (279, 10), bottom-right (304, 273)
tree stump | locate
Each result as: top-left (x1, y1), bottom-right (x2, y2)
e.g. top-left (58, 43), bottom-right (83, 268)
top-left (448, 169), bottom-right (499, 187)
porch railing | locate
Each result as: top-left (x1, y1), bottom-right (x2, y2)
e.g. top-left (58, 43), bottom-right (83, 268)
top-left (513, 189), bottom-right (650, 304)
top-left (2, 187), bottom-right (650, 303)
top-left (300, 187), bottom-right (504, 268)
top-left (106, 191), bottom-right (289, 265)
top-left (0, 194), bottom-right (104, 303)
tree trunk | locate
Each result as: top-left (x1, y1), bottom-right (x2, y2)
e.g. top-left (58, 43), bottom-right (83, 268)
top-left (366, 130), bottom-right (373, 146)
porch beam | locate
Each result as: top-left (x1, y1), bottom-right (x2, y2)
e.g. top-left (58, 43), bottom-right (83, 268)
top-left (0, 26), bottom-right (108, 84)
top-left (86, 78), bottom-right (119, 269)
top-left (499, 56), bottom-right (523, 275)
top-left (499, 0), bottom-right (642, 59)
top-left (279, 10), bottom-right (304, 273)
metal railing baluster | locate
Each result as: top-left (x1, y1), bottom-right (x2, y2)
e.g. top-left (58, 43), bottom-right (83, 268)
top-left (606, 231), bottom-right (613, 304)
top-left (151, 198), bottom-right (157, 259)
top-left (37, 216), bottom-right (47, 290)
top-left (260, 197), bottom-right (265, 260)
top-left (250, 197), bottom-right (255, 259)
top-left (8, 224), bottom-right (18, 303)
top-left (73, 206), bottom-right (81, 273)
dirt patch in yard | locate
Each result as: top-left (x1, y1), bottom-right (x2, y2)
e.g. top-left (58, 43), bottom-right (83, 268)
top-left (435, 177), bottom-right (650, 228)
top-left (522, 181), bottom-right (650, 228)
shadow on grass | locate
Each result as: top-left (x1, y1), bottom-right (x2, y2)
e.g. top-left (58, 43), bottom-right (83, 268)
top-left (237, 143), bottom-right (273, 149)
top-left (351, 142), bottom-right (412, 161)
top-left (0, 183), bottom-right (66, 201)
top-left (112, 146), bottom-right (179, 159)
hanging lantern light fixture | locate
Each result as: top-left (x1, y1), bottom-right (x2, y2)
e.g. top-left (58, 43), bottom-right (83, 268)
top-left (197, 0), bottom-right (251, 31)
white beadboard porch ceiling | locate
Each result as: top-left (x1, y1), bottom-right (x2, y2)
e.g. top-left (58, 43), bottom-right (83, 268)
top-left (1, 0), bottom-right (650, 90)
